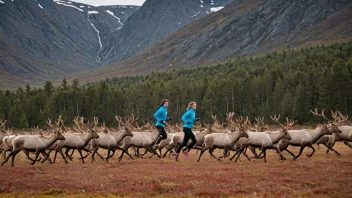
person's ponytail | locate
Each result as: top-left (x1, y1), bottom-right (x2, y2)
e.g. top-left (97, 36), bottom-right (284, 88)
top-left (158, 99), bottom-right (168, 108)
top-left (186, 101), bottom-right (196, 110)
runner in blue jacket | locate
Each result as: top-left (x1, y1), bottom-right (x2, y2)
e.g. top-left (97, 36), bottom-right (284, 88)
top-left (175, 101), bottom-right (200, 161)
top-left (154, 99), bottom-right (172, 145)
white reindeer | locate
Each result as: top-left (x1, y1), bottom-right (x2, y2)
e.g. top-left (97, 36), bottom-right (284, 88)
top-left (278, 109), bottom-right (344, 160)
top-left (1, 127), bottom-right (65, 167)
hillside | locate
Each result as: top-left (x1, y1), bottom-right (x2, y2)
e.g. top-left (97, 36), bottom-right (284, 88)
top-left (0, 0), bottom-right (140, 89)
top-left (102, 0), bottom-right (234, 65)
top-left (80, 0), bottom-right (352, 81)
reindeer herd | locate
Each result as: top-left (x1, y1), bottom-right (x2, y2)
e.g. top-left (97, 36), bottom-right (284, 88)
top-left (0, 109), bottom-right (351, 167)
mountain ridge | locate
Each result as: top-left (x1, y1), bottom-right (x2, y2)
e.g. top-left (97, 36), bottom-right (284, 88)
top-left (78, 0), bottom-right (352, 82)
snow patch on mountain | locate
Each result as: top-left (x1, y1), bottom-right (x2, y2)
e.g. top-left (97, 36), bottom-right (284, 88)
top-left (54, 0), bottom-right (84, 12)
top-left (210, 6), bottom-right (224, 12)
top-left (105, 10), bottom-right (123, 25)
top-left (87, 18), bottom-right (102, 62)
top-left (88, 10), bottom-right (99, 15)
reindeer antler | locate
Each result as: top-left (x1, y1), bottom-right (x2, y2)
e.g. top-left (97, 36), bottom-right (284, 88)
top-left (337, 111), bottom-right (349, 123)
top-left (211, 115), bottom-right (223, 129)
top-left (284, 117), bottom-right (295, 129)
top-left (115, 115), bottom-right (123, 128)
top-left (270, 114), bottom-right (285, 128)
top-left (0, 120), bottom-right (7, 131)
top-left (310, 108), bottom-right (333, 122)
top-left (46, 118), bottom-right (56, 129)
top-left (310, 108), bottom-right (347, 125)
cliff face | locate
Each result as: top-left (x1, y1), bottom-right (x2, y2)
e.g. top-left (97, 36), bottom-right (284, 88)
top-left (102, 0), bottom-right (234, 65)
top-left (0, 0), bottom-right (139, 88)
top-left (81, 0), bottom-right (351, 82)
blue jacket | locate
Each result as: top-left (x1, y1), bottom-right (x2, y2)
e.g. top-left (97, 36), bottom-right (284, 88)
top-left (154, 106), bottom-right (168, 127)
top-left (182, 109), bottom-right (198, 129)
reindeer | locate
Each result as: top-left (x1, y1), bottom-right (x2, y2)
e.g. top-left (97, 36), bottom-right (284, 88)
top-left (44, 117), bottom-right (99, 164)
top-left (278, 109), bottom-right (343, 160)
top-left (0, 120), bottom-right (8, 157)
top-left (197, 125), bottom-right (248, 162)
top-left (90, 115), bottom-right (135, 163)
top-left (317, 110), bottom-right (352, 155)
top-left (1, 116), bottom-right (65, 167)
top-left (229, 115), bottom-right (293, 163)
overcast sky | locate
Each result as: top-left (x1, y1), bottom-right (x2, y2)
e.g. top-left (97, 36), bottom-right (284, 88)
top-left (70, 0), bottom-right (146, 6)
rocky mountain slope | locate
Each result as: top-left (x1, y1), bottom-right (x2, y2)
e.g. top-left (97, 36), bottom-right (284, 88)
top-left (80, 0), bottom-right (352, 81)
top-left (102, 0), bottom-right (234, 65)
top-left (0, 0), bottom-right (139, 88)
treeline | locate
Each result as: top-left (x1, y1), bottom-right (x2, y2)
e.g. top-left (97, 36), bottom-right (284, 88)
top-left (0, 42), bottom-right (352, 128)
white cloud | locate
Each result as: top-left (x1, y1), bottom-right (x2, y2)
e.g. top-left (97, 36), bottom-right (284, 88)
top-left (69, 0), bottom-right (146, 6)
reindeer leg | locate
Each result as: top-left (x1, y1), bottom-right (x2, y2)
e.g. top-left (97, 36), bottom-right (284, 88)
top-left (118, 149), bottom-right (125, 162)
top-left (224, 148), bottom-right (231, 158)
top-left (283, 148), bottom-right (296, 157)
top-left (116, 146), bottom-right (133, 160)
top-left (10, 150), bottom-right (21, 167)
top-left (197, 148), bottom-right (208, 162)
top-left (307, 145), bottom-right (315, 157)
top-left (1, 150), bottom-right (15, 166)
top-left (106, 149), bottom-right (111, 163)
top-left (229, 150), bottom-right (239, 161)
top-left (249, 147), bottom-right (260, 159)
top-left (65, 148), bottom-right (73, 161)
top-left (262, 148), bottom-right (267, 163)
top-left (217, 148), bottom-right (228, 160)
top-left (158, 148), bottom-right (163, 157)
top-left (58, 149), bottom-right (68, 164)
top-left (90, 147), bottom-right (99, 163)
top-left (132, 147), bottom-right (139, 157)
top-left (322, 143), bottom-right (341, 156)
top-left (241, 150), bottom-right (251, 162)
top-left (235, 150), bottom-right (243, 163)
top-left (145, 146), bottom-right (160, 158)
top-left (117, 146), bottom-right (133, 162)
top-left (40, 151), bottom-right (52, 164)
top-left (77, 149), bottom-right (85, 164)
top-left (31, 151), bottom-right (41, 165)
top-left (69, 149), bottom-right (75, 158)
top-left (40, 149), bottom-right (54, 163)
top-left (163, 148), bottom-right (172, 158)
top-left (23, 150), bottom-right (41, 162)
top-left (140, 148), bottom-right (149, 157)
top-left (293, 146), bottom-right (306, 160)
top-left (274, 147), bottom-right (286, 160)
top-left (209, 148), bottom-right (219, 160)
top-left (344, 142), bottom-right (352, 149)
top-left (51, 150), bottom-right (58, 163)
top-left (2, 150), bottom-right (7, 160)
top-left (107, 148), bottom-right (116, 159)
top-left (79, 148), bottom-right (91, 159)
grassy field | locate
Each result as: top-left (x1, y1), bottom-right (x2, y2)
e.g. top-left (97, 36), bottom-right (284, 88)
top-left (0, 143), bottom-right (351, 197)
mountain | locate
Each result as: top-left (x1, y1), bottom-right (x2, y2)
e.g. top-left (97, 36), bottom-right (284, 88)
top-left (80, 0), bottom-right (352, 81)
top-left (99, 5), bottom-right (140, 25)
top-left (0, 0), bottom-right (139, 88)
top-left (102, 0), bottom-right (234, 65)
